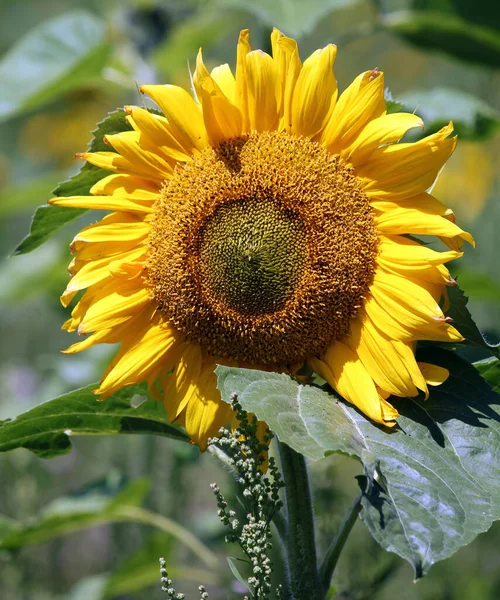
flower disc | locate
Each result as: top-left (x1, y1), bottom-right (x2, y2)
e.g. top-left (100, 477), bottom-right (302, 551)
top-left (147, 131), bottom-right (378, 364)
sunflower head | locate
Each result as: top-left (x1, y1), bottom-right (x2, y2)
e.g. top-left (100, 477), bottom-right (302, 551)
top-left (147, 130), bottom-right (378, 365)
top-left (51, 28), bottom-right (473, 448)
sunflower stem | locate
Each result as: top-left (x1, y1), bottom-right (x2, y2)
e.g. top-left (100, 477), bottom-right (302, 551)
top-left (277, 439), bottom-right (322, 600)
top-left (319, 491), bottom-right (363, 595)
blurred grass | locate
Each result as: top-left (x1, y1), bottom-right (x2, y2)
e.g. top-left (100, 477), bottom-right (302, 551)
top-left (1, 0), bottom-right (500, 598)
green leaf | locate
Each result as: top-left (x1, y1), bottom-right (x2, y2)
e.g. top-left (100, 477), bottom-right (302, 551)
top-left (216, 366), bottom-right (367, 462)
top-left (0, 383), bottom-right (188, 459)
top-left (384, 88), bottom-right (405, 114)
top-left (447, 285), bottom-right (500, 357)
top-left (358, 348), bottom-right (500, 578)
top-left (475, 357), bottom-right (500, 392)
top-left (381, 10), bottom-right (500, 68)
top-left (401, 88), bottom-right (500, 140)
top-left (215, 0), bottom-right (360, 38)
top-left (13, 109), bottom-right (132, 255)
top-left (0, 11), bottom-right (111, 122)
top-left (13, 205), bottom-right (88, 255)
top-left (227, 557), bottom-right (253, 596)
top-left (217, 349), bottom-right (500, 577)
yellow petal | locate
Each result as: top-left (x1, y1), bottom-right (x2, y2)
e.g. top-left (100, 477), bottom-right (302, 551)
top-left (62, 328), bottom-right (115, 354)
top-left (193, 49), bottom-right (243, 144)
top-left (358, 123), bottom-right (457, 200)
top-left (245, 50), bottom-right (280, 132)
top-left (109, 261), bottom-right (144, 280)
top-left (77, 150), bottom-right (164, 182)
top-left (344, 112), bottom-right (424, 166)
top-left (104, 131), bottom-right (174, 180)
top-left (211, 63), bottom-right (236, 103)
top-left (374, 205), bottom-right (474, 246)
top-left (290, 44), bottom-right (337, 138)
top-left (417, 362), bottom-right (449, 387)
top-left (48, 195), bottom-right (155, 213)
top-left (271, 28), bottom-right (301, 130)
top-left (96, 311), bottom-right (179, 398)
top-left (321, 69), bottom-right (386, 152)
top-left (370, 191), bottom-right (452, 215)
top-left (79, 285), bottom-right (151, 334)
top-left (63, 247), bottom-right (146, 299)
top-left (235, 29), bottom-right (251, 132)
top-left (367, 272), bottom-right (464, 343)
top-left (126, 106), bottom-right (192, 163)
top-left (348, 316), bottom-right (419, 398)
top-left (140, 84), bottom-right (207, 151)
top-left (311, 341), bottom-right (398, 426)
top-left (161, 342), bottom-right (203, 420)
top-left (90, 173), bottom-right (160, 199)
top-left (378, 235), bottom-right (462, 284)
top-left (72, 239), bottom-right (146, 265)
top-left (174, 359), bottom-right (232, 450)
top-left (72, 212), bottom-right (150, 247)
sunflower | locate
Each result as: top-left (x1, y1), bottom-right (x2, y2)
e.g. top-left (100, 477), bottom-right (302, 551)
top-left (51, 29), bottom-right (473, 447)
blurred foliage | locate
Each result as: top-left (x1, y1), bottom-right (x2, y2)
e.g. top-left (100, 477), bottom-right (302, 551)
top-left (1, 0), bottom-right (500, 598)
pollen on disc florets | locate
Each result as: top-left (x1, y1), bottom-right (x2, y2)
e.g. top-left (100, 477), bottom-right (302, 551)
top-left (146, 130), bottom-right (378, 365)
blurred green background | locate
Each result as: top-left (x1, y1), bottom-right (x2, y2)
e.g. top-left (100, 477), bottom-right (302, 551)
top-left (1, 0), bottom-right (500, 598)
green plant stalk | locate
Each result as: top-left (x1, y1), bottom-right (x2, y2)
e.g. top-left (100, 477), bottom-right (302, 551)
top-left (277, 439), bottom-right (322, 600)
top-left (319, 491), bottom-right (362, 594)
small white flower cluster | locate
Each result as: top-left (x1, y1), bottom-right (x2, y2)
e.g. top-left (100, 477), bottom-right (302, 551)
top-left (159, 558), bottom-right (209, 599)
top-left (208, 394), bottom-right (285, 600)
top-left (157, 395), bottom-right (285, 599)
top-left (159, 557), bottom-right (185, 599)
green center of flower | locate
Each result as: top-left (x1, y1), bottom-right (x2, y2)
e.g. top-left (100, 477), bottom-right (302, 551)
top-left (199, 198), bottom-right (307, 315)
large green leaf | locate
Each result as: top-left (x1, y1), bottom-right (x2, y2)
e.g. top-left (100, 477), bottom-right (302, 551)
top-left (0, 11), bottom-right (111, 122)
top-left (216, 366), bottom-right (366, 462)
top-left (401, 88), bottom-right (500, 140)
top-left (0, 383), bottom-right (188, 459)
top-left (447, 285), bottom-right (500, 357)
top-left (217, 349), bottom-right (500, 577)
top-left (381, 9), bottom-right (500, 68)
top-left (14, 109), bottom-right (132, 255)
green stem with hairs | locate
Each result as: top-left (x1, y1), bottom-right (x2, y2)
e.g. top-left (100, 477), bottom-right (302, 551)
top-left (277, 439), bottom-right (322, 600)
